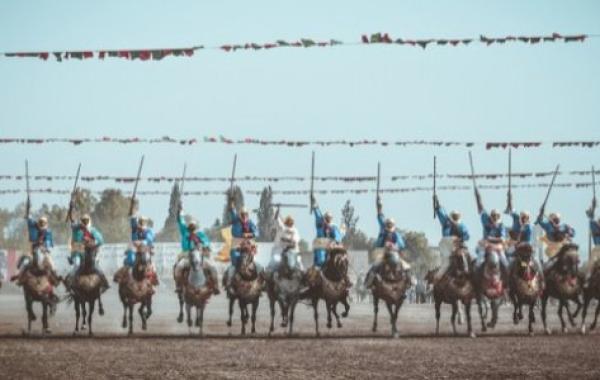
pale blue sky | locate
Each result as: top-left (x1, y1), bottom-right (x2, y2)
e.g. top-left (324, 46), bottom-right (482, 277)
top-left (0, 0), bottom-right (599, 251)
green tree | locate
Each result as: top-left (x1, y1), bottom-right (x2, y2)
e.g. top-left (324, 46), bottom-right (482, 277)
top-left (256, 186), bottom-right (275, 242)
top-left (91, 189), bottom-right (129, 243)
top-left (38, 203), bottom-right (69, 244)
top-left (156, 182), bottom-right (182, 242)
top-left (402, 230), bottom-right (435, 277)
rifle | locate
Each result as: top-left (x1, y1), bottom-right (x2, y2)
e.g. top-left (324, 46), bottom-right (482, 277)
top-left (376, 162), bottom-right (381, 206)
top-left (468, 151), bottom-right (481, 212)
top-left (590, 166), bottom-right (596, 261)
top-left (229, 154), bottom-right (237, 201)
top-left (536, 164), bottom-right (560, 223)
top-left (24, 160), bottom-right (31, 217)
top-left (65, 163), bottom-right (82, 222)
top-left (433, 156), bottom-right (437, 219)
top-left (309, 151), bottom-right (315, 213)
top-left (129, 155), bottom-right (145, 216)
top-left (505, 148), bottom-right (512, 214)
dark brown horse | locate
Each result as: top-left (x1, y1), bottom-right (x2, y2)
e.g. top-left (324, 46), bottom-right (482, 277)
top-left (508, 243), bottom-right (543, 335)
top-left (65, 245), bottom-right (106, 336)
top-left (368, 248), bottom-right (411, 337)
top-left (114, 250), bottom-right (154, 335)
top-left (223, 240), bottom-right (264, 335)
top-left (541, 243), bottom-right (583, 334)
top-left (474, 242), bottom-right (507, 332)
top-left (425, 244), bottom-right (476, 337)
top-left (267, 247), bottom-right (304, 336)
top-left (304, 246), bottom-right (351, 336)
top-left (580, 260), bottom-right (600, 334)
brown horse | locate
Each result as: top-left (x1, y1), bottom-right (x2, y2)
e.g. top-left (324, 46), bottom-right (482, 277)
top-left (508, 243), bottom-right (543, 335)
top-left (65, 245), bottom-right (106, 336)
top-left (304, 246), bottom-right (351, 336)
top-left (20, 248), bottom-right (60, 334)
top-left (541, 243), bottom-right (583, 334)
top-left (425, 244), bottom-right (476, 337)
top-left (267, 247), bottom-right (304, 336)
top-left (182, 249), bottom-right (217, 336)
top-left (474, 242), bottom-right (507, 332)
top-left (581, 261), bottom-right (600, 333)
top-left (114, 250), bottom-right (155, 335)
top-left (223, 240), bottom-right (264, 335)
top-left (369, 248), bottom-right (411, 337)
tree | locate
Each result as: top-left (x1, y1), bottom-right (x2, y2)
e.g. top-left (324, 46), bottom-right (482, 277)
top-left (402, 231), bottom-right (435, 277)
top-left (155, 182), bottom-right (182, 242)
top-left (204, 218), bottom-right (224, 243)
top-left (221, 185), bottom-right (245, 226)
top-left (340, 199), bottom-right (372, 249)
top-left (91, 189), bottom-right (129, 243)
top-left (256, 186), bottom-right (276, 242)
top-left (38, 203), bottom-right (69, 244)
top-left (74, 188), bottom-right (98, 215)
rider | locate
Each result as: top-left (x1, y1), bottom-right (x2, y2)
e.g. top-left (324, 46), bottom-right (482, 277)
top-left (123, 201), bottom-right (155, 276)
top-left (586, 199), bottom-right (600, 281)
top-left (174, 203), bottom-right (219, 295)
top-left (11, 206), bottom-right (60, 285)
top-left (66, 213), bottom-right (110, 292)
top-left (225, 197), bottom-right (261, 292)
top-left (365, 196), bottom-right (407, 289)
top-left (268, 207), bottom-right (302, 274)
top-left (506, 207), bottom-right (544, 282)
top-left (536, 210), bottom-right (575, 270)
top-left (433, 194), bottom-right (470, 279)
top-left (475, 192), bottom-right (508, 277)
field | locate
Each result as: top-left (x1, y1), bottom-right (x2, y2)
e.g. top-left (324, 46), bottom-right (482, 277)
top-left (0, 284), bottom-right (598, 379)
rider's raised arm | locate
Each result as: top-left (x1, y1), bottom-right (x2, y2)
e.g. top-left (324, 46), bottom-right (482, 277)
top-left (130, 215), bottom-right (138, 234)
top-left (480, 209), bottom-right (491, 227)
top-left (314, 207), bottom-right (323, 228)
top-left (26, 217), bottom-right (36, 241)
top-left (229, 206), bottom-right (239, 225)
top-left (377, 211), bottom-right (385, 231)
top-left (435, 206), bottom-right (449, 227)
top-left (177, 212), bottom-right (187, 238)
top-left (511, 212), bottom-right (520, 229)
top-left (591, 219), bottom-right (600, 236)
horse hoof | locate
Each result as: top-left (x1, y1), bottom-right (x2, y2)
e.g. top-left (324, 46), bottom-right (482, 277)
top-left (580, 325), bottom-right (587, 335)
top-left (562, 327), bottom-right (568, 334)
top-left (326, 323), bottom-right (332, 329)
top-left (226, 321), bottom-right (232, 327)
top-left (469, 332), bottom-right (477, 338)
top-left (30, 315), bottom-right (37, 322)
top-left (372, 326), bottom-right (377, 333)
top-left (99, 308), bottom-right (105, 316)
top-left (528, 331), bottom-right (534, 337)
top-left (128, 331), bottom-right (133, 336)
top-left (513, 317), bottom-right (519, 325)
top-left (392, 332), bottom-right (399, 339)
top-left (81, 325), bottom-right (86, 331)
top-left (481, 326), bottom-right (487, 333)
top-left (43, 329), bottom-right (52, 335)
top-left (337, 323), bottom-right (342, 329)
top-left (251, 329), bottom-right (256, 334)
top-left (88, 331), bottom-right (94, 337)
top-left (122, 321), bottom-right (127, 329)
top-left (142, 324), bottom-right (147, 331)
top-left (177, 315), bottom-right (183, 324)
top-left (590, 323), bottom-right (597, 331)
top-left (545, 328), bottom-right (552, 335)
top-left (342, 311), bottom-right (349, 318)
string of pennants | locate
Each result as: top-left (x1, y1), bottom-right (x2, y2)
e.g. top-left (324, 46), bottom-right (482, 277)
top-left (1, 32), bottom-right (592, 62)
top-left (1, 136), bottom-right (600, 150)
top-left (0, 182), bottom-right (594, 196)
top-left (0, 169), bottom-right (598, 184)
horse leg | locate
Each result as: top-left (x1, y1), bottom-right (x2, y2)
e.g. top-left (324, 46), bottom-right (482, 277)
top-left (146, 296), bottom-right (153, 319)
top-left (372, 296), bottom-right (379, 333)
top-left (121, 302), bottom-right (127, 329)
top-left (139, 304), bottom-right (147, 331)
top-left (541, 294), bottom-right (551, 334)
top-left (385, 301), bottom-right (395, 337)
top-left (42, 303), bottom-right (50, 334)
top-left (186, 302), bottom-right (193, 329)
top-left (528, 302), bottom-right (535, 336)
top-left (312, 297), bottom-right (320, 337)
top-left (487, 299), bottom-right (498, 329)
top-left (288, 300), bottom-right (297, 336)
top-left (341, 297), bottom-right (350, 318)
top-left (477, 296), bottom-right (487, 333)
top-left (195, 306), bottom-right (200, 327)
top-left (251, 300), bottom-right (258, 334)
top-left (325, 301), bottom-right (333, 329)
top-left (465, 301), bottom-right (475, 338)
top-left (128, 304), bottom-right (134, 335)
top-left (226, 296), bottom-right (234, 328)
top-left (569, 297), bottom-right (582, 327)
top-left (558, 300), bottom-right (567, 333)
top-left (435, 298), bottom-right (442, 335)
top-left (74, 300), bottom-right (80, 334)
top-left (450, 302), bottom-right (458, 336)
top-left (198, 305), bottom-right (205, 336)
top-left (511, 293), bottom-right (519, 325)
top-left (280, 300), bottom-right (288, 328)
top-left (98, 295), bottom-right (105, 316)
top-left (81, 303), bottom-right (87, 330)
top-left (332, 303), bottom-right (342, 328)
top-left (240, 301), bottom-right (247, 335)
top-left (87, 300), bottom-right (95, 336)
top-left (590, 301), bottom-right (600, 330)
top-left (268, 296), bottom-right (276, 335)
top-left (177, 292), bottom-right (184, 323)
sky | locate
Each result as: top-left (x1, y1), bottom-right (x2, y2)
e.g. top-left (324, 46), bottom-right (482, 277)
top-left (0, 0), bottom-right (599, 253)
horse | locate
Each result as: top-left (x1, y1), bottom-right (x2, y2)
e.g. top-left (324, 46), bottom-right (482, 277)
top-left (20, 247), bottom-right (60, 334)
top-left (114, 248), bottom-right (155, 335)
top-left (581, 260), bottom-right (600, 334)
top-left (368, 247), bottom-right (411, 338)
top-left (304, 246), bottom-right (351, 336)
top-left (181, 248), bottom-right (217, 336)
top-left (266, 247), bottom-right (304, 336)
top-left (474, 241), bottom-right (508, 332)
top-left (223, 239), bottom-right (264, 335)
top-left (541, 243), bottom-right (583, 334)
top-left (425, 243), bottom-right (476, 337)
top-left (508, 243), bottom-right (543, 335)
top-left (65, 244), bottom-right (106, 336)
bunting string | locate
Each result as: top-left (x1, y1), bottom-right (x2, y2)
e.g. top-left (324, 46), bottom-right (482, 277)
top-left (0, 182), bottom-right (593, 196)
top-left (1, 136), bottom-right (600, 150)
top-left (1, 32), bottom-right (595, 62)
top-left (0, 169), bottom-right (597, 184)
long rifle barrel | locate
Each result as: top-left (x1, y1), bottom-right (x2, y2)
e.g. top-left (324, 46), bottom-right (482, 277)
top-left (229, 154), bottom-right (237, 197)
top-left (505, 149), bottom-right (512, 214)
top-left (65, 163), bottom-right (82, 222)
top-left (310, 151), bottom-right (315, 213)
top-left (468, 151), bottom-right (478, 191)
top-left (180, 163), bottom-right (187, 194)
top-left (376, 162), bottom-right (381, 199)
top-left (433, 156), bottom-right (437, 219)
top-left (129, 155), bottom-right (145, 215)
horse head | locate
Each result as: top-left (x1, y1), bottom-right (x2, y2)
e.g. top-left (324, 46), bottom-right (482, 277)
top-left (81, 244), bottom-right (98, 274)
top-left (514, 243), bottom-right (536, 281)
top-left (556, 243), bottom-right (580, 277)
top-left (324, 246), bottom-right (348, 281)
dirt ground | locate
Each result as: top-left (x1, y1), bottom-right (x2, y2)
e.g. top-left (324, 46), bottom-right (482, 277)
top-left (0, 284), bottom-right (599, 379)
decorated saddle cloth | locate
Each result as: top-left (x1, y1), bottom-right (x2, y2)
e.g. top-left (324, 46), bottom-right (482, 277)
top-left (590, 246), bottom-right (600, 269)
top-left (313, 237), bottom-right (334, 250)
top-left (539, 235), bottom-right (565, 259)
top-left (371, 248), bottom-right (410, 270)
top-left (232, 238), bottom-right (256, 250)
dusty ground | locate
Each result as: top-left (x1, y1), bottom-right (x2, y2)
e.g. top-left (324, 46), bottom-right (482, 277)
top-left (0, 284), bottom-right (598, 379)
